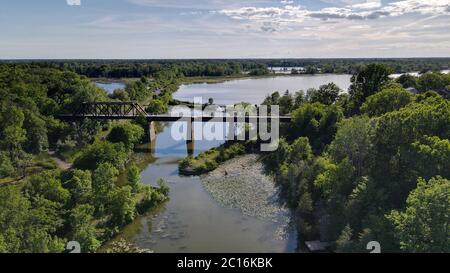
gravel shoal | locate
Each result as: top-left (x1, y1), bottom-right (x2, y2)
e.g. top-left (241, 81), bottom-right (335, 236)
top-left (201, 154), bottom-right (289, 223)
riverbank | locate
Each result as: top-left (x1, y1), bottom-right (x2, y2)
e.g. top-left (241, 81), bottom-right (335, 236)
top-left (178, 73), bottom-right (348, 86)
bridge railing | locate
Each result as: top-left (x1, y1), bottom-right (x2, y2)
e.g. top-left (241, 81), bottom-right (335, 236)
top-left (73, 102), bottom-right (148, 117)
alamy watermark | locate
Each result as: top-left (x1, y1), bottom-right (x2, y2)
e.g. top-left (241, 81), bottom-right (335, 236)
top-left (169, 97), bottom-right (281, 152)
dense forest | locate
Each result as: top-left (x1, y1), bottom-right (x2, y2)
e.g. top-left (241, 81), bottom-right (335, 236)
top-left (0, 64), bottom-right (176, 253)
top-left (181, 65), bottom-right (450, 252)
top-left (261, 65), bottom-right (450, 252)
top-left (1, 58), bottom-right (449, 79)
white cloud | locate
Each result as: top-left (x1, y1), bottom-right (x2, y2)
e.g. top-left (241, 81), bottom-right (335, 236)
top-left (127, 0), bottom-right (275, 10)
top-left (219, 0), bottom-right (450, 24)
top-left (66, 0), bottom-right (81, 6)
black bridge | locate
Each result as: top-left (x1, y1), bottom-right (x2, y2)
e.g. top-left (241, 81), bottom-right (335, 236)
top-left (57, 102), bottom-right (293, 123)
top-left (58, 102), bottom-right (291, 155)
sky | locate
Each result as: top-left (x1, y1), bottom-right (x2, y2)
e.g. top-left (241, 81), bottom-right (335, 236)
top-left (0, 0), bottom-right (449, 58)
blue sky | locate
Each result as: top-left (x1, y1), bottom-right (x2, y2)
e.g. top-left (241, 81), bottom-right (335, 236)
top-left (0, 0), bottom-right (449, 58)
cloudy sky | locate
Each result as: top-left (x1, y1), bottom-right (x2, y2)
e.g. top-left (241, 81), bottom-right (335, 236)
top-left (1, 0), bottom-right (449, 58)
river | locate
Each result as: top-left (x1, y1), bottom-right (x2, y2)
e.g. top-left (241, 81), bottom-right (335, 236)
top-left (96, 74), bottom-right (352, 253)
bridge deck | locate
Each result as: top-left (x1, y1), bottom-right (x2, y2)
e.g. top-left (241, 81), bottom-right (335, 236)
top-left (58, 114), bottom-right (292, 123)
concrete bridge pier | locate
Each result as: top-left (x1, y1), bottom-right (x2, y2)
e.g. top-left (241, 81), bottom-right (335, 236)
top-left (148, 121), bottom-right (157, 151)
top-left (186, 120), bottom-right (195, 156)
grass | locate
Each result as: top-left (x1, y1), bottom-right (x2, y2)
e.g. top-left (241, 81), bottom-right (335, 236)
top-left (179, 142), bottom-right (250, 175)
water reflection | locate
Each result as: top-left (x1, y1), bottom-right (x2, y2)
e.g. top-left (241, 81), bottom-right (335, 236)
top-left (112, 122), bottom-right (297, 253)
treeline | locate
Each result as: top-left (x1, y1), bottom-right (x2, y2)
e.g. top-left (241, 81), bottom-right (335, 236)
top-left (261, 66), bottom-right (449, 252)
top-left (0, 64), bottom-right (171, 253)
top-left (3, 58), bottom-right (449, 79)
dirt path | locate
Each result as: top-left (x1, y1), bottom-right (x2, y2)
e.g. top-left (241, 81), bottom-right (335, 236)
top-left (48, 151), bottom-right (72, 170)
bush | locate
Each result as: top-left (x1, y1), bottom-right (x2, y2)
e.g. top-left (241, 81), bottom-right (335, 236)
top-left (107, 123), bottom-right (144, 150)
top-left (73, 141), bottom-right (128, 171)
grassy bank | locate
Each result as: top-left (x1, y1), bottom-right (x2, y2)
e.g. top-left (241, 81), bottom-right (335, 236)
top-left (179, 141), bottom-right (258, 175)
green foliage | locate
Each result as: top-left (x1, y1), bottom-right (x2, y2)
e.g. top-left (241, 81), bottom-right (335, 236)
top-left (147, 99), bottom-right (168, 114)
top-left (0, 151), bottom-right (15, 178)
top-left (24, 171), bottom-right (70, 205)
top-left (68, 204), bottom-right (101, 253)
top-left (387, 177), bottom-right (450, 253)
top-left (307, 83), bottom-right (341, 105)
top-left (127, 165), bottom-right (141, 193)
top-left (327, 116), bottom-right (372, 176)
top-left (125, 80), bottom-right (151, 102)
top-left (157, 178), bottom-right (170, 197)
top-left (92, 162), bottom-right (119, 213)
top-left (396, 74), bottom-right (418, 89)
top-left (417, 71), bottom-right (450, 92)
top-left (73, 141), bottom-right (128, 171)
top-left (0, 186), bottom-right (65, 253)
top-left (290, 103), bottom-right (344, 152)
top-left (108, 186), bottom-right (136, 226)
top-left (361, 87), bottom-right (413, 117)
top-left (107, 123), bottom-right (144, 150)
top-left (62, 169), bottom-right (93, 205)
top-left (349, 64), bottom-right (394, 114)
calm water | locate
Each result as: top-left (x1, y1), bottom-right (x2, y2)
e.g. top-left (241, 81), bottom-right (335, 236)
top-left (174, 74), bottom-right (352, 105)
top-left (109, 75), bottom-right (354, 253)
top-left (95, 81), bottom-right (126, 94)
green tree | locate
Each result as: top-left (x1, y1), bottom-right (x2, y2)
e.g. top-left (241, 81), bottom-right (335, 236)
top-left (349, 64), bottom-right (394, 114)
top-left (68, 204), bottom-right (101, 253)
top-left (387, 177), bottom-right (450, 253)
top-left (92, 162), bottom-right (119, 214)
top-left (0, 151), bottom-right (15, 178)
top-left (147, 99), bottom-right (168, 114)
top-left (109, 186), bottom-right (136, 226)
top-left (418, 72), bottom-right (450, 92)
top-left (327, 116), bottom-right (372, 177)
top-left (107, 123), bottom-right (144, 150)
top-left (73, 141), bottom-right (128, 171)
top-left (290, 103), bottom-right (344, 152)
top-left (308, 83), bottom-right (341, 105)
top-left (361, 87), bottom-right (413, 117)
top-left (127, 165), bottom-right (141, 193)
top-left (396, 74), bottom-right (418, 89)
top-left (62, 169), bottom-right (93, 205)
top-left (24, 171), bottom-right (70, 205)
top-left (22, 110), bottom-right (48, 154)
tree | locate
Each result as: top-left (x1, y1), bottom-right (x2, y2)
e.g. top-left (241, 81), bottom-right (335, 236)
top-left (308, 83), bottom-right (341, 105)
top-left (290, 103), bottom-right (344, 152)
top-left (417, 72), bottom-right (450, 93)
top-left (107, 123), bottom-right (144, 150)
top-left (127, 165), bottom-right (141, 193)
top-left (22, 110), bottom-right (48, 154)
top-left (396, 74), bottom-right (418, 89)
top-left (278, 92), bottom-right (294, 115)
top-left (24, 171), bottom-right (70, 205)
top-left (62, 169), bottom-right (93, 205)
top-left (0, 151), bottom-right (15, 178)
top-left (361, 87), bottom-right (413, 117)
top-left (327, 116), bottom-right (372, 177)
top-left (125, 80), bottom-right (151, 102)
top-left (73, 141), bottom-right (128, 171)
top-left (68, 204), bottom-right (101, 253)
top-left (109, 186), bottom-right (136, 226)
top-left (349, 64), bottom-right (394, 114)
top-left (387, 177), bottom-right (450, 253)
top-left (146, 99), bottom-right (168, 114)
top-left (92, 163), bottom-right (119, 210)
